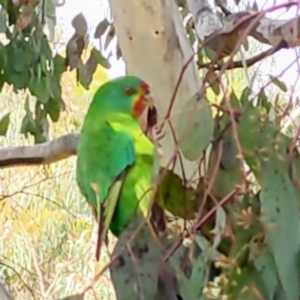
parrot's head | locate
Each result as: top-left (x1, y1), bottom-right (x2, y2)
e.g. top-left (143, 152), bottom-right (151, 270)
top-left (93, 75), bottom-right (154, 118)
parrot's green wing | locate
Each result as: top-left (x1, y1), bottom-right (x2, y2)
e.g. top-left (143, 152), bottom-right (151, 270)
top-left (76, 121), bottom-right (136, 260)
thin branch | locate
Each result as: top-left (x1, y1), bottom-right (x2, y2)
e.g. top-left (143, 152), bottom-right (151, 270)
top-left (197, 40), bottom-right (285, 70)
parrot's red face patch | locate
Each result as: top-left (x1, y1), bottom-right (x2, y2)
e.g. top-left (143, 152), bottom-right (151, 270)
top-left (133, 97), bottom-right (146, 117)
top-left (132, 82), bottom-right (153, 117)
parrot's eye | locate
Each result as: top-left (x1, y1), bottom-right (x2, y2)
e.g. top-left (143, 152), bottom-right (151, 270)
top-left (123, 87), bottom-right (135, 95)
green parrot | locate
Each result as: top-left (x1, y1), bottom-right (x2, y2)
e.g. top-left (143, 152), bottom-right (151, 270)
top-left (76, 75), bottom-right (156, 261)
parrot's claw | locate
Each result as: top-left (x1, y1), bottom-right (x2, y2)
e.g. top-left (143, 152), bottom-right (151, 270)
top-left (148, 125), bottom-right (165, 144)
top-left (155, 126), bottom-right (165, 142)
top-left (147, 125), bottom-right (165, 159)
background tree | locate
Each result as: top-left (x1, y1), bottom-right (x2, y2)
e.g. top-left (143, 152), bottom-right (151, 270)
top-left (1, 0), bottom-right (300, 299)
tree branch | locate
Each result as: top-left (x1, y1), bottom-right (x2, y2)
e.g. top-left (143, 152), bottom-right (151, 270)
top-left (0, 134), bottom-right (78, 168)
top-left (187, 0), bottom-right (300, 60)
top-left (197, 41), bottom-right (284, 70)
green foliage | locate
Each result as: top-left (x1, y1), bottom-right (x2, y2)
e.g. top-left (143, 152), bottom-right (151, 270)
top-left (237, 98), bottom-right (300, 300)
top-left (0, 2), bottom-right (111, 143)
top-left (2, 23), bottom-right (66, 142)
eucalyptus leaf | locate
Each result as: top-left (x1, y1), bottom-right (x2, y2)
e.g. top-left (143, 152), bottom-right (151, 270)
top-left (252, 245), bottom-right (278, 300)
top-left (28, 76), bottom-right (50, 104)
top-left (77, 60), bottom-right (90, 89)
top-left (71, 13), bottom-right (88, 36)
top-left (172, 237), bottom-right (213, 299)
top-left (40, 36), bottom-right (53, 60)
top-left (176, 93), bottom-right (214, 161)
top-left (94, 18), bottom-right (110, 38)
top-left (45, 97), bottom-right (61, 122)
top-left (46, 74), bottom-right (62, 100)
top-left (237, 102), bottom-right (300, 300)
top-left (110, 218), bottom-right (160, 300)
top-left (104, 25), bottom-right (115, 51)
top-left (45, 16), bottom-right (56, 41)
top-left (21, 115), bottom-right (36, 139)
top-left (0, 10), bottom-right (7, 33)
top-left (259, 163), bottom-right (300, 300)
top-left (90, 47), bottom-right (111, 69)
top-left (177, 254), bottom-right (209, 300)
top-left (43, 0), bottom-right (56, 41)
top-left (13, 47), bottom-right (35, 72)
top-left (65, 36), bottom-right (83, 70)
top-left (53, 54), bottom-right (67, 75)
top-left (8, 71), bottom-right (30, 90)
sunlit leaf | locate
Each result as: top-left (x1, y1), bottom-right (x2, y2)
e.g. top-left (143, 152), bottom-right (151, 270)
top-left (0, 112), bottom-right (10, 136)
top-left (242, 37), bottom-right (249, 51)
top-left (239, 86), bottom-right (251, 106)
top-left (269, 75), bottom-right (287, 92)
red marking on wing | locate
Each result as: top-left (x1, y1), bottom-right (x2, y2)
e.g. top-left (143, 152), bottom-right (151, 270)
top-left (133, 96), bottom-right (146, 117)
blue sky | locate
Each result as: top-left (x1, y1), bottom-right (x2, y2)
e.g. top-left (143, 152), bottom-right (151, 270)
top-left (56, 0), bottom-right (300, 89)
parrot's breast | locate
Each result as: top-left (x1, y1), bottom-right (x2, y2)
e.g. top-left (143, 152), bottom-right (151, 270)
top-left (109, 154), bottom-right (154, 236)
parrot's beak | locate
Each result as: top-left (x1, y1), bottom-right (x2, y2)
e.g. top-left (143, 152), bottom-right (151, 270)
top-left (143, 91), bottom-right (154, 109)
top-left (140, 81), bottom-right (154, 109)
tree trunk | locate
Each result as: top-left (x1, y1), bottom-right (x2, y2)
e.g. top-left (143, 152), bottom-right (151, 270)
top-left (108, 0), bottom-right (201, 179)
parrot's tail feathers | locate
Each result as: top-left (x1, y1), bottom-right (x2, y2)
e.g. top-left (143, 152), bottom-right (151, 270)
top-left (95, 201), bottom-right (110, 261)
top-left (95, 173), bottom-right (126, 261)
top-left (95, 218), bottom-right (104, 261)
